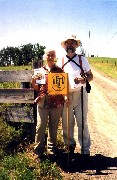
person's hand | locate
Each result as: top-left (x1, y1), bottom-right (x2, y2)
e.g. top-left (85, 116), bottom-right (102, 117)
top-left (74, 77), bottom-right (86, 84)
top-left (34, 93), bottom-right (45, 104)
top-left (31, 74), bottom-right (42, 91)
top-left (64, 96), bottom-right (69, 106)
top-left (32, 73), bottom-right (42, 81)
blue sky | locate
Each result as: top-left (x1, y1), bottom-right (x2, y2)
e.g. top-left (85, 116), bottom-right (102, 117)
top-left (0, 0), bottom-right (117, 57)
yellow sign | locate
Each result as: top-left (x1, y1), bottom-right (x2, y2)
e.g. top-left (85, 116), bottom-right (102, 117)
top-left (48, 73), bottom-right (68, 95)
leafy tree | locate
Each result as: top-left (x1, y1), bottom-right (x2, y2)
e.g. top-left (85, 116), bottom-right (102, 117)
top-left (0, 43), bottom-right (46, 66)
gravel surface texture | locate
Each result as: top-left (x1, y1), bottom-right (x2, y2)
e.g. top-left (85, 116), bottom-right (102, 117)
top-left (62, 67), bottom-right (117, 180)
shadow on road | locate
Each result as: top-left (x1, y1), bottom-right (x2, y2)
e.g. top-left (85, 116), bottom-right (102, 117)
top-left (47, 152), bottom-right (117, 175)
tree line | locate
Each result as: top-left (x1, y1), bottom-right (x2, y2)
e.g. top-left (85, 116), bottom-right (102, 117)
top-left (0, 43), bottom-right (46, 66)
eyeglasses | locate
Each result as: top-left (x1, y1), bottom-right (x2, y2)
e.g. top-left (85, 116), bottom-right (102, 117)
top-left (46, 54), bottom-right (55, 57)
top-left (64, 40), bottom-right (77, 46)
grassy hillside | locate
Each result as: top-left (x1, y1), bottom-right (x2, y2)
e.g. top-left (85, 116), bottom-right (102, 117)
top-left (87, 57), bottom-right (117, 79)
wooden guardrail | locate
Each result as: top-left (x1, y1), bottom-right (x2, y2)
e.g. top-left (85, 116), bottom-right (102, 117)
top-left (0, 69), bottom-right (37, 142)
top-left (0, 70), bottom-right (34, 103)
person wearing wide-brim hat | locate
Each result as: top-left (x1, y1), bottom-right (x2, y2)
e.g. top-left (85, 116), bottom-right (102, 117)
top-left (61, 34), bottom-right (81, 49)
top-left (57, 34), bottom-right (93, 155)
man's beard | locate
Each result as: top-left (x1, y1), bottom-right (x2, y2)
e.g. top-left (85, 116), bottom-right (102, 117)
top-left (66, 46), bottom-right (75, 53)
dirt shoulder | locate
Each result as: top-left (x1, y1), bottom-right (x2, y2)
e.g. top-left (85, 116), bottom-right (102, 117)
top-left (62, 67), bottom-right (117, 180)
top-left (89, 67), bottom-right (117, 156)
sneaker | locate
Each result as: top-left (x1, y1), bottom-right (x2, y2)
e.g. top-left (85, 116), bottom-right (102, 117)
top-left (68, 145), bottom-right (75, 154)
top-left (47, 149), bottom-right (54, 155)
top-left (47, 146), bottom-right (57, 155)
top-left (34, 147), bottom-right (44, 158)
top-left (81, 149), bottom-right (90, 155)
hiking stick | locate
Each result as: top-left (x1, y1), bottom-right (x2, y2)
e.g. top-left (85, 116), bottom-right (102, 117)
top-left (81, 86), bottom-right (84, 154)
top-left (66, 104), bottom-right (69, 167)
top-left (66, 73), bottom-right (70, 167)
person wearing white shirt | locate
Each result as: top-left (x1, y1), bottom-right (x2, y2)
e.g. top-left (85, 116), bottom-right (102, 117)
top-left (57, 34), bottom-right (93, 155)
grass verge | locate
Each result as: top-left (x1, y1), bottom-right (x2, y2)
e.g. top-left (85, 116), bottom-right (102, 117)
top-left (88, 57), bottom-right (117, 79)
top-left (0, 105), bottom-right (63, 180)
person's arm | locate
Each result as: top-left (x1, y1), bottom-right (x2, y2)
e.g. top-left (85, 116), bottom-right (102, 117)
top-left (74, 69), bottom-right (93, 84)
top-left (86, 70), bottom-right (93, 82)
top-left (79, 56), bottom-right (93, 83)
top-left (31, 75), bottom-right (40, 91)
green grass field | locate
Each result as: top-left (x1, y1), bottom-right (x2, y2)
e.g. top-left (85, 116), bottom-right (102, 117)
top-left (0, 58), bottom-right (117, 79)
top-left (88, 57), bottom-right (117, 79)
top-left (0, 65), bottom-right (32, 70)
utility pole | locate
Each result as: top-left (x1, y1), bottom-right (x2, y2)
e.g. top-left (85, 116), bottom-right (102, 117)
top-left (88, 30), bottom-right (90, 57)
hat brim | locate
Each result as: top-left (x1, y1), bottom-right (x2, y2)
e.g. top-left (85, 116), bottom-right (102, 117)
top-left (61, 39), bottom-right (81, 48)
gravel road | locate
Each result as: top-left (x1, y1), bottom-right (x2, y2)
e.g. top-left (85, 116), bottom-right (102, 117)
top-left (62, 67), bottom-right (117, 180)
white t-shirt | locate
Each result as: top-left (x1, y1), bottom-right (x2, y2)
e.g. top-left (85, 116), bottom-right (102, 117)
top-left (57, 55), bottom-right (91, 92)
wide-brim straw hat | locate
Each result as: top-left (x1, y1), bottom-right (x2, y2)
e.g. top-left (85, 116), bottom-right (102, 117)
top-left (61, 34), bottom-right (81, 48)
